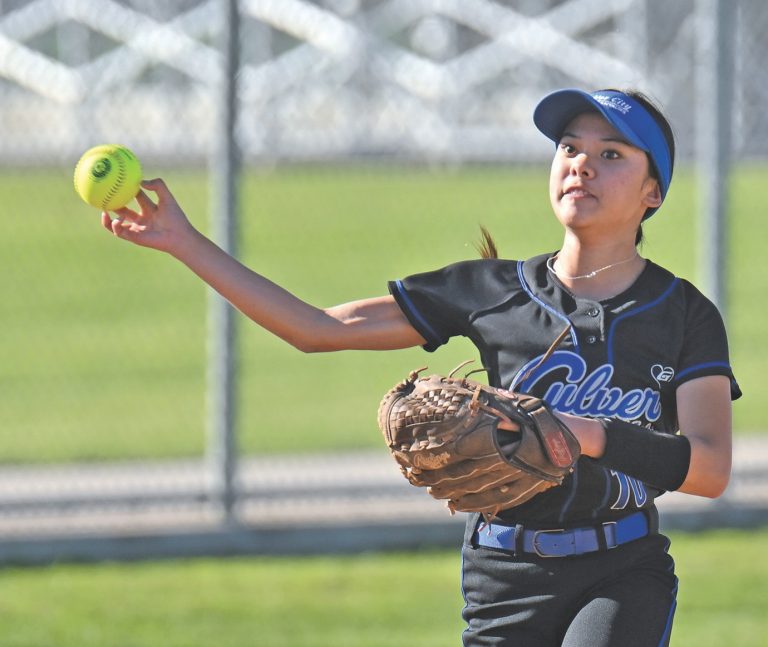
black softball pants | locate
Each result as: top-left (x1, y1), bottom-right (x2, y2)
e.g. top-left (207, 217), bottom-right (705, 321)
top-left (461, 532), bottom-right (678, 646)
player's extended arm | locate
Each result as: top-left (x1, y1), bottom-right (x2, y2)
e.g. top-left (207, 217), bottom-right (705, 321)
top-left (556, 374), bottom-right (732, 499)
top-left (102, 178), bottom-right (426, 352)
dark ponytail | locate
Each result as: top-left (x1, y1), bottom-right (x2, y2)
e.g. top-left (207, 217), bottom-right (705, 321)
top-left (475, 225), bottom-right (499, 259)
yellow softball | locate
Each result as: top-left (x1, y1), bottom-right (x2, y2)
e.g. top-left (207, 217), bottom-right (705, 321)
top-left (73, 144), bottom-right (142, 211)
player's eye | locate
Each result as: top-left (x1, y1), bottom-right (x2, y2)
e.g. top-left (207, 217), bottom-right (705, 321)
top-left (559, 143), bottom-right (576, 155)
top-left (602, 149), bottom-right (621, 160)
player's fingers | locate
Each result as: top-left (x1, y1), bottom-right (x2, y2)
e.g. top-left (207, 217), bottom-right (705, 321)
top-left (101, 211), bottom-right (113, 232)
top-left (109, 215), bottom-right (125, 238)
top-left (113, 205), bottom-right (141, 221)
top-left (141, 178), bottom-right (174, 204)
top-left (102, 212), bottom-right (126, 238)
top-left (134, 188), bottom-right (156, 213)
top-left (111, 217), bottom-right (148, 242)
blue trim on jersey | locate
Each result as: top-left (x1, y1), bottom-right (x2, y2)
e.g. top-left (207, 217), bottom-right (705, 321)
top-left (676, 361), bottom-right (731, 381)
top-left (392, 279), bottom-right (443, 347)
top-left (592, 467), bottom-right (614, 519)
top-left (606, 277), bottom-right (680, 365)
top-left (516, 261), bottom-right (579, 351)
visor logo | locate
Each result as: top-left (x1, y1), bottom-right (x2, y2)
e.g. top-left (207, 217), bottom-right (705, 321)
top-left (593, 94), bottom-right (632, 115)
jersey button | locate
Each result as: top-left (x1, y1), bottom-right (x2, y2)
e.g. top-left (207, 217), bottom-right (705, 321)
top-left (586, 335), bottom-right (598, 344)
top-left (587, 307), bottom-right (600, 317)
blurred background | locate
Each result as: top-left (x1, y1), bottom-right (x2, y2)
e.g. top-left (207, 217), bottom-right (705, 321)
top-left (0, 0), bottom-right (766, 644)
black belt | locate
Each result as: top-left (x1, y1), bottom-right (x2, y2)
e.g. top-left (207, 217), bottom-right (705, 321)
top-left (473, 511), bottom-right (651, 558)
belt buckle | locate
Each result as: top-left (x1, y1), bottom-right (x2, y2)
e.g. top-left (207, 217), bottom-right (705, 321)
top-left (532, 528), bottom-right (566, 558)
top-left (602, 521), bottom-right (618, 549)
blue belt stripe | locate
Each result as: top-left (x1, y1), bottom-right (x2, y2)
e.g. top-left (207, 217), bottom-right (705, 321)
top-left (474, 511), bottom-right (649, 557)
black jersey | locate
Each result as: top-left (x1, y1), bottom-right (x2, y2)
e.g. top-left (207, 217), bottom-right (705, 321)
top-left (389, 252), bottom-right (741, 526)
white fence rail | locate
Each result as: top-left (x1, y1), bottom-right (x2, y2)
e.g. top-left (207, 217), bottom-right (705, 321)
top-left (1, 436), bottom-right (767, 564)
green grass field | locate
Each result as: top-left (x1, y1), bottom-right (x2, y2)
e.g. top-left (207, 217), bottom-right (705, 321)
top-left (0, 165), bottom-right (762, 463)
top-left (0, 527), bottom-right (765, 646)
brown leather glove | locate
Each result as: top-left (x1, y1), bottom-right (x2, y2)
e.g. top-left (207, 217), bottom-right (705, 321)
top-left (377, 368), bottom-right (581, 520)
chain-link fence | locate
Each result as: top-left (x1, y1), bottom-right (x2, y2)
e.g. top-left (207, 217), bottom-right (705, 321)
top-left (0, 0), bottom-right (765, 561)
top-left (3, 0), bottom-right (768, 164)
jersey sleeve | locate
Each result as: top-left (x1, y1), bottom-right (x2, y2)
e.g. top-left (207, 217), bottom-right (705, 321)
top-left (389, 259), bottom-right (517, 352)
top-left (675, 280), bottom-right (741, 400)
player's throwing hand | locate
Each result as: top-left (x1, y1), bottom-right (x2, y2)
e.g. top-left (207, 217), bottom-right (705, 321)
top-left (101, 178), bottom-right (196, 255)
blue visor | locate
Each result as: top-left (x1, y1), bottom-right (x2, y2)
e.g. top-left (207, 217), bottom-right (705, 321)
top-left (533, 89), bottom-right (672, 220)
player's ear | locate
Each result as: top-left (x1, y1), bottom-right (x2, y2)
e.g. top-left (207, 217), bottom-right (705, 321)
top-left (642, 178), bottom-right (662, 210)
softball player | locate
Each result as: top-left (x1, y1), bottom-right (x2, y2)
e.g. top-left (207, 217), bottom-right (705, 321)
top-left (103, 88), bottom-right (739, 646)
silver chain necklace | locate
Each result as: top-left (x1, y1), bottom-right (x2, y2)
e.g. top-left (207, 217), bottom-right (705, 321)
top-left (546, 252), bottom-right (639, 280)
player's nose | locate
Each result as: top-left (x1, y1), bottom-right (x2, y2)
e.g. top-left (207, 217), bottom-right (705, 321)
top-left (570, 153), bottom-right (594, 178)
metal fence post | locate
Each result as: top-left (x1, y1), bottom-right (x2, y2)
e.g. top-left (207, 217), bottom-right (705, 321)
top-left (696, 0), bottom-right (735, 318)
top-left (207, 0), bottom-right (241, 525)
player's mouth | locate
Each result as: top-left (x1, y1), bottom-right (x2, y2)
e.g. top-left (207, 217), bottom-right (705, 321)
top-left (561, 185), bottom-right (595, 200)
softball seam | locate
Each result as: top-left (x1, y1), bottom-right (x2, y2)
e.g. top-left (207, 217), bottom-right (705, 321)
top-left (101, 150), bottom-right (128, 210)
